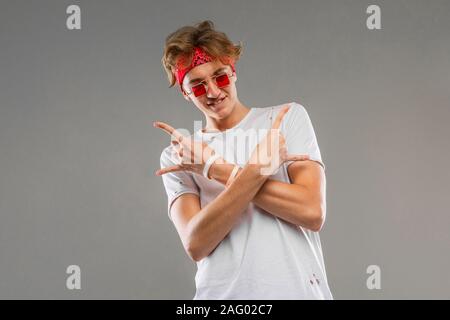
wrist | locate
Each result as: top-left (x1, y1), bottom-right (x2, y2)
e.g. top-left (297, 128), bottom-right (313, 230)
top-left (225, 165), bottom-right (240, 187)
top-left (209, 157), bottom-right (234, 184)
top-left (203, 154), bottom-right (224, 180)
top-left (209, 156), bottom-right (225, 175)
top-left (242, 163), bottom-right (269, 180)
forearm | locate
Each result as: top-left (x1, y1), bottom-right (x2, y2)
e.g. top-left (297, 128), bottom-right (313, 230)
top-left (209, 161), bottom-right (322, 230)
top-left (253, 179), bottom-right (323, 230)
top-left (188, 164), bottom-right (267, 261)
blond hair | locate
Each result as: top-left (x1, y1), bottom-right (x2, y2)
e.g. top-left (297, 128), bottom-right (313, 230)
top-left (161, 20), bottom-right (243, 88)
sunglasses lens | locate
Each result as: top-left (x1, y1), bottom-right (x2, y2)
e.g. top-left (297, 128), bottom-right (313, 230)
top-left (189, 73), bottom-right (231, 97)
top-left (192, 84), bottom-right (206, 97)
top-left (215, 74), bottom-right (230, 88)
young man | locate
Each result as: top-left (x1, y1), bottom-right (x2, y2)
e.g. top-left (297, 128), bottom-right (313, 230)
top-left (155, 20), bottom-right (333, 299)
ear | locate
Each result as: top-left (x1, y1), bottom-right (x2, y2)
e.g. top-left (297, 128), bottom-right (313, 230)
top-left (182, 90), bottom-right (191, 101)
top-left (180, 86), bottom-right (191, 101)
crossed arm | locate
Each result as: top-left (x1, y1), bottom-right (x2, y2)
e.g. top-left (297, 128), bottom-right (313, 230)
top-left (209, 158), bottom-right (326, 231)
top-left (170, 159), bottom-right (326, 261)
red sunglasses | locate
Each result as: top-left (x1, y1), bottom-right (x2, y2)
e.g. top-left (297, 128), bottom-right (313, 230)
top-left (185, 72), bottom-right (234, 97)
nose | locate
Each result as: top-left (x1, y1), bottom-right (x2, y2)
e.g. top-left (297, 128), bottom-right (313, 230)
top-left (206, 79), bottom-right (221, 98)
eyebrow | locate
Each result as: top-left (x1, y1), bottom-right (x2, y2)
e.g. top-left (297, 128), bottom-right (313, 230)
top-left (188, 67), bottom-right (228, 85)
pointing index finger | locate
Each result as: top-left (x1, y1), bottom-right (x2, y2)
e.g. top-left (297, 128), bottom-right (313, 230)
top-left (272, 105), bottom-right (291, 129)
top-left (153, 121), bottom-right (184, 141)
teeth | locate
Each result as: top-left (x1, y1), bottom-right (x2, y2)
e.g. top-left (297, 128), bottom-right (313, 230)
top-left (209, 98), bottom-right (224, 106)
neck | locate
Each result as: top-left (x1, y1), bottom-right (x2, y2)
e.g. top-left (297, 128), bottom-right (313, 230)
top-left (204, 100), bottom-right (250, 132)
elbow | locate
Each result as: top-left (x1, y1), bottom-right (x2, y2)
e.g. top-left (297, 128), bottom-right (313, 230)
top-left (183, 225), bottom-right (203, 262)
top-left (309, 217), bottom-right (324, 232)
top-left (185, 237), bottom-right (205, 262)
top-left (187, 246), bottom-right (203, 262)
top-left (307, 205), bottom-right (325, 232)
top-left (187, 238), bottom-right (216, 262)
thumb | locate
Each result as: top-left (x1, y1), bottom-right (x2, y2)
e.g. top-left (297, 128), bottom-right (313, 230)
top-left (284, 154), bottom-right (310, 162)
top-left (155, 165), bottom-right (184, 176)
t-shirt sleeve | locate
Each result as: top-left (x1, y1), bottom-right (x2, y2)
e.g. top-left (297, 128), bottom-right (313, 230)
top-left (281, 102), bottom-right (326, 171)
top-left (159, 146), bottom-right (200, 221)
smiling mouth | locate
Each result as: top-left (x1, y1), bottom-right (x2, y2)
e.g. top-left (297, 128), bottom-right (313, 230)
top-left (208, 97), bottom-right (226, 107)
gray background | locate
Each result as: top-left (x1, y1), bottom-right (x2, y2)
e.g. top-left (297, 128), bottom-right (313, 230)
top-left (0, 0), bottom-right (449, 299)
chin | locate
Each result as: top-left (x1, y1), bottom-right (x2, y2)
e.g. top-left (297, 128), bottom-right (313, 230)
top-left (214, 105), bottom-right (233, 119)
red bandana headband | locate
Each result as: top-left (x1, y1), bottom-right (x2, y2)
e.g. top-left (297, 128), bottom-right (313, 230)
top-left (175, 46), bottom-right (236, 92)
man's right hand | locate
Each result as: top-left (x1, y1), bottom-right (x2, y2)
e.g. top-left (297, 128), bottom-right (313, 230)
top-left (154, 121), bottom-right (219, 176)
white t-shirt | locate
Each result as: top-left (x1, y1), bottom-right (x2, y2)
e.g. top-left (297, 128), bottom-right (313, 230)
top-left (159, 102), bottom-right (333, 300)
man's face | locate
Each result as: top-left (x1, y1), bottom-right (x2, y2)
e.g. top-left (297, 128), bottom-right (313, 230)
top-left (181, 59), bottom-right (238, 119)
